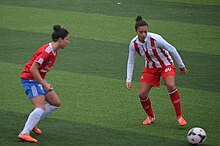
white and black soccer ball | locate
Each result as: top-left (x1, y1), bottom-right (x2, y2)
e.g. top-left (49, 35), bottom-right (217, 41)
top-left (187, 127), bottom-right (207, 145)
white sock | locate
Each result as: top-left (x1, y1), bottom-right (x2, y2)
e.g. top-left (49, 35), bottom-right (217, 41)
top-left (39, 104), bottom-right (59, 121)
top-left (21, 107), bottom-right (44, 135)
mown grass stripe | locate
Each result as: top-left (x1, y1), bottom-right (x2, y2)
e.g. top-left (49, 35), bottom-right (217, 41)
top-left (0, 28), bottom-right (219, 93)
top-left (0, 0), bottom-right (219, 25)
top-left (0, 5), bottom-right (220, 55)
top-left (159, 0), bottom-right (220, 6)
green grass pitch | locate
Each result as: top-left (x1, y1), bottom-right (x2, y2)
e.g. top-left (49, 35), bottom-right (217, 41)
top-left (0, 0), bottom-right (219, 145)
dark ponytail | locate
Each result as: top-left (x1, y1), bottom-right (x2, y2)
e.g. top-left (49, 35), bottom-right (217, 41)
top-left (135, 15), bottom-right (148, 31)
top-left (52, 25), bottom-right (69, 42)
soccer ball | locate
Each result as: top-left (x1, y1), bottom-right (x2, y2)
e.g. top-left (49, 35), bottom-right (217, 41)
top-left (187, 127), bottom-right (206, 145)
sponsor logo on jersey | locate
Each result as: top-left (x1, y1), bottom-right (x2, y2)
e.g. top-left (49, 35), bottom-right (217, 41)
top-left (165, 67), bottom-right (172, 72)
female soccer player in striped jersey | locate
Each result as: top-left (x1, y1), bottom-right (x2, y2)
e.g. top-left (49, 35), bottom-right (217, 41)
top-left (18, 25), bottom-right (69, 142)
top-left (125, 16), bottom-right (188, 126)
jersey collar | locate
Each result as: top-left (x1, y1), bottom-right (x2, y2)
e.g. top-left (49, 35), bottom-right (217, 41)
top-left (136, 36), bottom-right (148, 45)
top-left (49, 43), bottom-right (56, 56)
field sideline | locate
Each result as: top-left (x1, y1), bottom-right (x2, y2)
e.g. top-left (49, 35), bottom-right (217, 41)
top-left (0, 0), bottom-right (219, 145)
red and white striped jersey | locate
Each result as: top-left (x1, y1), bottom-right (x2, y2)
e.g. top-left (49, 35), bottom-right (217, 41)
top-left (126, 32), bottom-right (185, 82)
top-left (21, 43), bottom-right (58, 80)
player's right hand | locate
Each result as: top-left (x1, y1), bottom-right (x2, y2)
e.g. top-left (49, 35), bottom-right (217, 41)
top-left (125, 82), bottom-right (132, 90)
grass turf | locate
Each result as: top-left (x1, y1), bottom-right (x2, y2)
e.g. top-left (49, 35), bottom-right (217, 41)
top-left (0, 0), bottom-right (219, 145)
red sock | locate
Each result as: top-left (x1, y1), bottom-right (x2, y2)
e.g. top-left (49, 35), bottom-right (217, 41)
top-left (140, 97), bottom-right (154, 117)
top-left (169, 88), bottom-right (182, 117)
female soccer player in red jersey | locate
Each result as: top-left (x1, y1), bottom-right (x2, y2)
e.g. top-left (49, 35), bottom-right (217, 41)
top-left (18, 25), bottom-right (69, 142)
top-left (125, 16), bottom-right (188, 126)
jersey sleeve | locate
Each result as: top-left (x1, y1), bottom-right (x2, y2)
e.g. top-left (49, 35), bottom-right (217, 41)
top-left (156, 36), bottom-right (185, 68)
top-left (126, 42), bottom-right (136, 82)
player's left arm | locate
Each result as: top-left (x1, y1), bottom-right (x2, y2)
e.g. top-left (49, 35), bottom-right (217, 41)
top-left (157, 37), bottom-right (188, 75)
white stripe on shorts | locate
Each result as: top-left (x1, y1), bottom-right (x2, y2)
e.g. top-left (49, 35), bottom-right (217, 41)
top-left (31, 85), bottom-right (38, 97)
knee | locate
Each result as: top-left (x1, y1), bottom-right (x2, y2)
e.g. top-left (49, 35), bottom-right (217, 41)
top-left (49, 98), bottom-right (61, 107)
top-left (166, 83), bottom-right (175, 91)
top-left (138, 92), bottom-right (148, 100)
top-left (53, 102), bottom-right (61, 108)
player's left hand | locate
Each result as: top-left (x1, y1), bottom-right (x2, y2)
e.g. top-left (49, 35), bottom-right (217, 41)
top-left (180, 67), bottom-right (188, 75)
top-left (43, 83), bottom-right (53, 92)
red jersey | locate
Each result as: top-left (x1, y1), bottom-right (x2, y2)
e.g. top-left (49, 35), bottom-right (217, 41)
top-left (21, 43), bottom-right (58, 80)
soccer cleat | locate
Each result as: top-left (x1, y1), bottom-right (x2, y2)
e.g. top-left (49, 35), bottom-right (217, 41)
top-left (18, 133), bottom-right (38, 143)
top-left (32, 125), bottom-right (42, 135)
top-left (143, 116), bottom-right (155, 125)
top-left (177, 115), bottom-right (187, 126)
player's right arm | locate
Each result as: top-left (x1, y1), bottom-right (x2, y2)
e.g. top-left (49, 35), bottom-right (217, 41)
top-left (30, 62), bottom-right (52, 92)
top-left (125, 42), bottom-right (136, 90)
